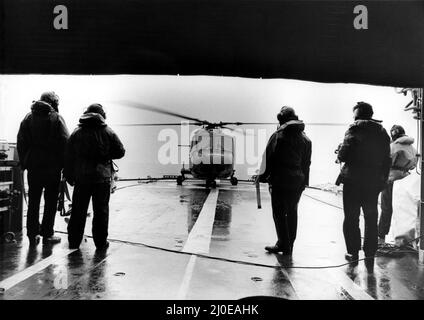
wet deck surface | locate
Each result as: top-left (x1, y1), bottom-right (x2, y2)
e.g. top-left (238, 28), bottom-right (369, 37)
top-left (1, 181), bottom-right (424, 300)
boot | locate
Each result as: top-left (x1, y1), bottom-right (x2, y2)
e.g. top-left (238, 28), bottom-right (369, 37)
top-left (96, 241), bottom-right (110, 251)
top-left (29, 235), bottom-right (41, 247)
top-left (265, 245), bottom-right (291, 256)
top-left (378, 236), bottom-right (386, 248)
top-left (43, 235), bottom-right (62, 245)
top-left (344, 252), bottom-right (359, 262)
top-left (69, 243), bottom-right (80, 250)
top-left (265, 245), bottom-right (283, 254)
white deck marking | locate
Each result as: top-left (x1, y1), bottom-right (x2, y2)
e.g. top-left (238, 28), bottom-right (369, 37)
top-left (326, 269), bottom-right (375, 300)
top-left (278, 268), bottom-right (300, 300)
top-left (0, 249), bottom-right (77, 292)
top-left (182, 188), bottom-right (219, 254)
top-left (176, 255), bottom-right (197, 299)
top-left (177, 188), bottom-right (219, 299)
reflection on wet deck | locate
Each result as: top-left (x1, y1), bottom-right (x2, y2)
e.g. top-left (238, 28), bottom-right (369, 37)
top-left (1, 181), bottom-right (423, 300)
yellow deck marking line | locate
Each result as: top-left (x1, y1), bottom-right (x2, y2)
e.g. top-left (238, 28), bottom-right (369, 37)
top-left (0, 248), bottom-right (78, 292)
top-left (177, 189), bottom-right (219, 299)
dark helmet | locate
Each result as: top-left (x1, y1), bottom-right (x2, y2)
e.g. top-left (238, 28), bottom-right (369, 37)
top-left (390, 125), bottom-right (405, 141)
top-left (277, 106), bottom-right (298, 124)
top-left (353, 101), bottom-right (373, 120)
top-left (84, 103), bottom-right (106, 119)
top-left (40, 91), bottom-right (59, 112)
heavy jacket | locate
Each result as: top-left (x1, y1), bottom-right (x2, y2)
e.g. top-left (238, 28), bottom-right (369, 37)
top-left (64, 113), bottom-right (125, 184)
top-left (17, 100), bottom-right (69, 173)
top-left (337, 120), bottom-right (391, 189)
top-left (389, 135), bottom-right (418, 182)
top-left (259, 120), bottom-right (312, 190)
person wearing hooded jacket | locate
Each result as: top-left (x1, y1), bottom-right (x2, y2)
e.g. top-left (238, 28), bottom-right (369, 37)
top-left (336, 102), bottom-right (391, 264)
top-left (257, 106), bottom-right (312, 256)
top-left (378, 125), bottom-right (418, 245)
top-left (64, 104), bottom-right (125, 250)
top-left (17, 91), bottom-right (69, 246)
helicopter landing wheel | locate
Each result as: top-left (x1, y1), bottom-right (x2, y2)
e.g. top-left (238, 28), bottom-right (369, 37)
top-left (177, 175), bottom-right (184, 186)
top-left (206, 180), bottom-right (217, 188)
top-left (230, 177), bottom-right (238, 186)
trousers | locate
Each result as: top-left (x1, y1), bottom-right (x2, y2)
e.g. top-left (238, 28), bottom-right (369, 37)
top-left (378, 181), bottom-right (394, 237)
top-left (27, 170), bottom-right (61, 238)
top-left (270, 186), bottom-right (303, 253)
top-left (67, 182), bottom-right (111, 248)
top-left (343, 183), bottom-right (380, 256)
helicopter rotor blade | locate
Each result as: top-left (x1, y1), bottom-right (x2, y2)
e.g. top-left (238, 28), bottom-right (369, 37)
top-left (112, 100), bottom-right (210, 125)
top-left (218, 122), bottom-right (276, 126)
top-left (112, 122), bottom-right (202, 127)
top-left (218, 122), bottom-right (348, 126)
top-left (305, 122), bottom-right (348, 126)
top-left (220, 125), bottom-right (236, 131)
top-left (111, 101), bottom-right (349, 128)
top-left (220, 126), bottom-right (257, 136)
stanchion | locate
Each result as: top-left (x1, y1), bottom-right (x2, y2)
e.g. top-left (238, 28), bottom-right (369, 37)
top-left (420, 88), bottom-right (424, 265)
top-left (256, 181), bottom-right (262, 209)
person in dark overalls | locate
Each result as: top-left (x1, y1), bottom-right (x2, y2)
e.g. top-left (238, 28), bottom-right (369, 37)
top-left (336, 102), bottom-right (391, 265)
top-left (64, 104), bottom-right (125, 250)
top-left (17, 91), bottom-right (69, 246)
top-left (258, 106), bottom-right (312, 256)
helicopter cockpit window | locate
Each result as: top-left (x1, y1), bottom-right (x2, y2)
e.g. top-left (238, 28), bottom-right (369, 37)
top-left (191, 135), bottom-right (204, 148)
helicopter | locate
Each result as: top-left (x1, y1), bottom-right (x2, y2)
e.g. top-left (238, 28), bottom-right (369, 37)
top-left (113, 101), bottom-right (350, 187)
top-left (113, 101), bottom-right (277, 188)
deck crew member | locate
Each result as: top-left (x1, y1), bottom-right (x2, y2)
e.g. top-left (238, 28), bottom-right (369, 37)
top-left (258, 106), bottom-right (312, 256)
top-left (17, 91), bottom-right (69, 246)
top-left (64, 104), bottom-right (125, 250)
top-left (336, 102), bottom-right (391, 264)
top-left (378, 125), bottom-right (418, 245)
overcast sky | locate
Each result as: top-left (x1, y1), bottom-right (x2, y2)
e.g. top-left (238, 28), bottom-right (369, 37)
top-left (0, 75), bottom-right (415, 138)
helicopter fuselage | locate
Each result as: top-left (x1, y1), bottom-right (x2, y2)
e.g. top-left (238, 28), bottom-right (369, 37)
top-left (187, 127), bottom-right (235, 181)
